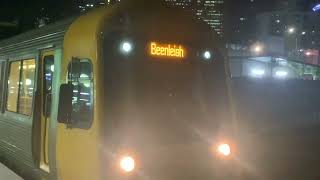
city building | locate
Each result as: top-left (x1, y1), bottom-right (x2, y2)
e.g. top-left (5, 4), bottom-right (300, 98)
top-left (77, 0), bottom-right (117, 12)
top-left (164, 0), bottom-right (224, 37)
top-left (224, 0), bottom-right (278, 45)
top-left (256, 11), bottom-right (320, 55)
top-left (275, 0), bottom-right (310, 11)
top-left (164, 0), bottom-right (193, 8)
top-left (195, 0), bottom-right (224, 36)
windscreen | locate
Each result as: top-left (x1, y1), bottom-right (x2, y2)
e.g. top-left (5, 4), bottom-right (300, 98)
top-left (102, 33), bottom-right (230, 147)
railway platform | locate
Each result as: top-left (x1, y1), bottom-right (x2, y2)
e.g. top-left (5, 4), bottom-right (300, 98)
top-left (0, 163), bottom-right (23, 180)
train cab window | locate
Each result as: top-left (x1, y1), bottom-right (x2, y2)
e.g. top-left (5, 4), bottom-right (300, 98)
top-left (67, 59), bottom-right (93, 129)
top-left (7, 59), bottom-right (36, 115)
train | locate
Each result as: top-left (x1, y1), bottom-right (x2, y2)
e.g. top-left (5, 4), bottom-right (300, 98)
top-left (0, 0), bottom-right (236, 179)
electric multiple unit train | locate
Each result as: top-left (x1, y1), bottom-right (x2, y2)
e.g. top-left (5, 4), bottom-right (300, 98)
top-left (0, 0), bottom-right (236, 179)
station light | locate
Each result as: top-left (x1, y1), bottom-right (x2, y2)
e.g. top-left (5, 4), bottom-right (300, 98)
top-left (120, 41), bottom-right (133, 54)
top-left (50, 65), bottom-right (55, 72)
top-left (251, 43), bottom-right (264, 54)
top-left (25, 79), bottom-right (32, 86)
top-left (288, 27), bottom-right (295, 34)
top-left (120, 156), bottom-right (135, 173)
top-left (275, 70), bottom-right (288, 78)
top-left (251, 68), bottom-right (265, 77)
top-left (305, 51), bottom-right (312, 56)
top-left (217, 143), bottom-right (231, 157)
top-left (254, 46), bottom-right (262, 53)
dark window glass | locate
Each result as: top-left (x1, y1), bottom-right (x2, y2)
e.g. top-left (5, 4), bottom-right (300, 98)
top-left (43, 55), bottom-right (54, 116)
top-left (67, 59), bottom-right (93, 129)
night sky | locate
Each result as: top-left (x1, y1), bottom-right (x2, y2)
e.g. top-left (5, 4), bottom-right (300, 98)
top-left (0, 0), bottom-right (319, 39)
top-left (0, 0), bottom-right (77, 32)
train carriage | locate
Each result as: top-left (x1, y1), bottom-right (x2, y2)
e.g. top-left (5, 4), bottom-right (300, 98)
top-left (0, 1), bottom-right (234, 179)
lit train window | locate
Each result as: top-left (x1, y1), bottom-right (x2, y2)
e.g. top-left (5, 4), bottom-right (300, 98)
top-left (67, 59), bottom-right (93, 129)
top-left (18, 60), bottom-right (36, 115)
top-left (7, 61), bottom-right (20, 112)
top-left (7, 59), bottom-right (35, 115)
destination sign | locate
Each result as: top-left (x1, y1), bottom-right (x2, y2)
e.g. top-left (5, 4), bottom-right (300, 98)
top-left (150, 42), bottom-right (185, 58)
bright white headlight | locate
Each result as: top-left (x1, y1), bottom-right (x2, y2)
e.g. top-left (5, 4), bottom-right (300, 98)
top-left (120, 156), bottom-right (135, 173)
top-left (203, 51), bottom-right (211, 60)
top-left (120, 41), bottom-right (133, 54)
top-left (217, 143), bottom-right (231, 157)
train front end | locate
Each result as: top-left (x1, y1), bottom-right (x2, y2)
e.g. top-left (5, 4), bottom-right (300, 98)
top-left (100, 1), bottom-right (238, 179)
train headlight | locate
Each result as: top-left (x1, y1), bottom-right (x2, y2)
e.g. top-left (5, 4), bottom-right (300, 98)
top-left (217, 143), bottom-right (231, 157)
top-left (203, 51), bottom-right (211, 60)
top-left (120, 41), bottom-right (133, 54)
top-left (120, 156), bottom-right (135, 173)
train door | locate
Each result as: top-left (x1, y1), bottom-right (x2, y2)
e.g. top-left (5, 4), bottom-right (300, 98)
top-left (39, 50), bottom-right (55, 172)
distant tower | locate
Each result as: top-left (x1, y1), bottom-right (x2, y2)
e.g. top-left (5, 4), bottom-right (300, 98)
top-left (164, 0), bottom-right (193, 8)
top-left (196, 0), bottom-right (224, 36)
top-left (164, 0), bottom-right (224, 37)
top-left (275, 0), bottom-right (307, 11)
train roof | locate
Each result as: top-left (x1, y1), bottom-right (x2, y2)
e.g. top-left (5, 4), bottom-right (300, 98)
top-left (0, 18), bottom-right (76, 55)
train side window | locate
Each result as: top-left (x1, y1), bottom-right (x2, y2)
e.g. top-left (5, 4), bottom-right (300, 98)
top-left (18, 60), bottom-right (36, 115)
top-left (7, 59), bottom-right (36, 115)
top-left (7, 61), bottom-right (20, 112)
top-left (67, 59), bottom-right (93, 129)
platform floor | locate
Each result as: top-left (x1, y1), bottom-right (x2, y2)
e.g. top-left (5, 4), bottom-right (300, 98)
top-left (0, 163), bottom-right (23, 180)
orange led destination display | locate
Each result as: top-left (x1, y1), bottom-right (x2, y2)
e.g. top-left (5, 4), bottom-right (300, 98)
top-left (150, 42), bottom-right (185, 58)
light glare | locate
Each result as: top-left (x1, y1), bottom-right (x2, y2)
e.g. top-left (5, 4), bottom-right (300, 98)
top-left (25, 79), bottom-right (32, 86)
top-left (203, 51), bottom-right (211, 59)
top-left (217, 144), bottom-right (231, 156)
top-left (251, 69), bottom-right (265, 76)
top-left (121, 41), bottom-right (133, 54)
top-left (252, 44), bottom-right (263, 54)
top-left (275, 71), bottom-right (288, 78)
top-left (120, 156), bottom-right (135, 173)
top-left (305, 51), bottom-right (312, 56)
top-left (288, 27), bottom-right (295, 34)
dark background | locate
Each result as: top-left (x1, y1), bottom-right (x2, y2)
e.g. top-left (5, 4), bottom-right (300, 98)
top-left (0, 0), bottom-right (319, 41)
top-left (0, 0), bottom-right (77, 38)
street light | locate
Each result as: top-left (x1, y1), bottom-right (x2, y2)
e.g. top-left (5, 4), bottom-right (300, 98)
top-left (305, 51), bottom-right (312, 56)
top-left (251, 44), bottom-right (263, 55)
top-left (288, 27), bottom-right (295, 34)
top-left (254, 45), bottom-right (262, 53)
top-left (287, 27), bottom-right (298, 51)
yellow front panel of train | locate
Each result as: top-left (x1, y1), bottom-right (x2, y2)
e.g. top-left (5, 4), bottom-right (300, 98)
top-left (56, 8), bottom-right (109, 180)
